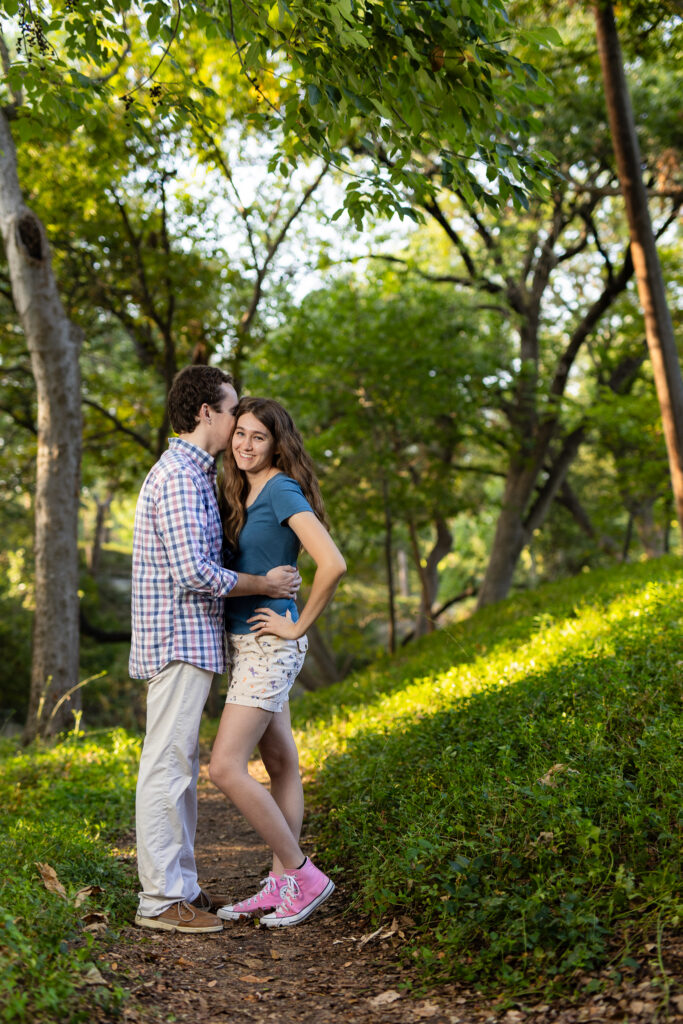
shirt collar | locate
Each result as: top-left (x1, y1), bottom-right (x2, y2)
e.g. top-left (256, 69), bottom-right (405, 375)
top-left (168, 437), bottom-right (217, 478)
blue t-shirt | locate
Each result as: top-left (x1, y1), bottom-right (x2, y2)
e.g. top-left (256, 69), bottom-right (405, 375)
top-left (225, 473), bottom-right (312, 634)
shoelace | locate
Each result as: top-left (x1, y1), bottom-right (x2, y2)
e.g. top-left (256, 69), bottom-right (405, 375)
top-left (177, 901), bottom-right (197, 921)
top-left (276, 874), bottom-right (301, 912)
top-left (244, 876), bottom-right (277, 908)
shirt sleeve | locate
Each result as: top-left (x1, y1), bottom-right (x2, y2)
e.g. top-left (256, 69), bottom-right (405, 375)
top-left (269, 475), bottom-right (313, 525)
top-left (156, 471), bottom-right (238, 596)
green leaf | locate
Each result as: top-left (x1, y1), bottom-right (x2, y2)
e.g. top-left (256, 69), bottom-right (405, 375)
top-left (243, 39), bottom-right (262, 68)
top-left (146, 10), bottom-right (161, 40)
top-left (307, 82), bottom-right (323, 106)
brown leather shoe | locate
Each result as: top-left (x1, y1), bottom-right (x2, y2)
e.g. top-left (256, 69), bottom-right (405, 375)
top-left (191, 889), bottom-right (231, 913)
top-left (134, 900), bottom-right (224, 933)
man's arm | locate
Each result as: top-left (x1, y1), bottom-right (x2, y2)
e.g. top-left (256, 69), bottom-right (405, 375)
top-left (156, 473), bottom-right (299, 599)
top-left (156, 473), bottom-right (237, 596)
top-left (230, 566), bottom-right (301, 599)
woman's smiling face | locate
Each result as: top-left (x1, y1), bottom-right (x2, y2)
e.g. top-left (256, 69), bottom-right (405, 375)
top-left (231, 411), bottom-right (276, 474)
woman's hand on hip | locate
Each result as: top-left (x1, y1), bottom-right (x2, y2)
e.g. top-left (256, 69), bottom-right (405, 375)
top-left (247, 607), bottom-right (298, 639)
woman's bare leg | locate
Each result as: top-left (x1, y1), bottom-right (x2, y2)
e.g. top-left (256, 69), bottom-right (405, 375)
top-left (258, 704), bottom-right (304, 876)
top-left (209, 703), bottom-right (304, 872)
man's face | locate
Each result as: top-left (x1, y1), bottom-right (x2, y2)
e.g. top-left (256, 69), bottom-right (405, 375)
top-left (206, 383), bottom-right (238, 455)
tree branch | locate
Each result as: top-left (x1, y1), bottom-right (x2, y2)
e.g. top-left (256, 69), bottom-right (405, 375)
top-left (0, 400), bottom-right (36, 434)
top-left (82, 397), bottom-right (153, 452)
top-left (239, 161), bottom-right (330, 334)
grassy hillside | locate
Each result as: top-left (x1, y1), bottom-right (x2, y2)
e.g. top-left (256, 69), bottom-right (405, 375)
top-left (291, 557), bottom-right (683, 994)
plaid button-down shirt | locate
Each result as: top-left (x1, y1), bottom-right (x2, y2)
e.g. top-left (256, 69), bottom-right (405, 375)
top-left (129, 438), bottom-right (238, 680)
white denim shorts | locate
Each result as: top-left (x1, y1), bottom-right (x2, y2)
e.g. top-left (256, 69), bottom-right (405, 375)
top-left (225, 633), bottom-right (308, 712)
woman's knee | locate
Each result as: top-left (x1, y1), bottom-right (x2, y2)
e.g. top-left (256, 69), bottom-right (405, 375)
top-left (209, 755), bottom-right (242, 794)
top-left (261, 740), bottom-right (299, 780)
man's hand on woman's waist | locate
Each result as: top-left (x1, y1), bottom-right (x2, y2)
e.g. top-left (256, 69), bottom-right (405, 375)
top-left (228, 565), bottom-right (301, 599)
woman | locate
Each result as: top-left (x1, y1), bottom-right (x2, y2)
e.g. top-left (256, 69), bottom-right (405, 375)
top-left (209, 397), bottom-right (346, 927)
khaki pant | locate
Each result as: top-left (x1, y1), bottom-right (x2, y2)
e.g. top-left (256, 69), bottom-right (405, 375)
top-left (135, 660), bottom-right (213, 917)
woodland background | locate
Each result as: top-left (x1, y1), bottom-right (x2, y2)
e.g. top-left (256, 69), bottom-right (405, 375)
top-left (0, 0), bottom-right (681, 739)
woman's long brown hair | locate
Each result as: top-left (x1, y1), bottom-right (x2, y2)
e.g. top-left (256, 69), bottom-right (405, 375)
top-left (220, 396), bottom-right (329, 552)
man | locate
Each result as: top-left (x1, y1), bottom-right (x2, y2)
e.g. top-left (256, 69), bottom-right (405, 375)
top-left (130, 365), bottom-right (300, 934)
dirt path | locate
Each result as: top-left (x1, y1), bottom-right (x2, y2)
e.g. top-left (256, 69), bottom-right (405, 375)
top-left (102, 760), bottom-right (682, 1024)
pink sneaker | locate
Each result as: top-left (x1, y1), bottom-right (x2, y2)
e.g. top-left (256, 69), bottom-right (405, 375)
top-left (259, 858), bottom-right (335, 928)
top-left (217, 873), bottom-right (284, 921)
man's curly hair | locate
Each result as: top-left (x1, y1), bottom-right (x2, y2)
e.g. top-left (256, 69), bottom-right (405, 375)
top-left (167, 366), bottom-right (237, 435)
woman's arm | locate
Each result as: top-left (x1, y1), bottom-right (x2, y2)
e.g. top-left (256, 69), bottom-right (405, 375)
top-left (247, 511), bottom-right (346, 639)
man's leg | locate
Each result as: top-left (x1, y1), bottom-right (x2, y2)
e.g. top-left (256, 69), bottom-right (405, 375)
top-left (135, 661), bottom-right (212, 918)
top-left (178, 727), bottom-right (202, 902)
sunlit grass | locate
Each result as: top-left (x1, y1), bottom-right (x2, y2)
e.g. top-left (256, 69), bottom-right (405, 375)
top-left (291, 558), bottom-right (683, 995)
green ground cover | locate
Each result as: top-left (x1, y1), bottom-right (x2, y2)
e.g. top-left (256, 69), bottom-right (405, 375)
top-left (292, 557), bottom-right (683, 996)
top-left (0, 730), bottom-right (140, 1022)
top-left (0, 557), bottom-right (680, 1021)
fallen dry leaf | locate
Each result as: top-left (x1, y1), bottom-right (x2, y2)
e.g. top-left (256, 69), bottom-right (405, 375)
top-left (534, 831), bottom-right (555, 845)
top-left (380, 917), bottom-right (399, 940)
top-left (413, 1001), bottom-right (441, 1018)
top-left (82, 966), bottom-right (107, 987)
top-left (74, 885), bottom-right (104, 907)
top-left (175, 956), bottom-right (195, 968)
top-left (36, 862), bottom-right (67, 898)
top-left (207, 980), bottom-right (217, 988)
top-left (270, 949), bottom-right (283, 960)
top-left (367, 989), bottom-right (402, 1008)
top-left (81, 911), bottom-right (108, 927)
top-left (238, 973), bottom-right (274, 983)
top-left (629, 1000), bottom-right (651, 1014)
top-left (537, 763), bottom-right (578, 787)
top-left (359, 924), bottom-right (384, 948)
top-left (238, 955), bottom-right (265, 969)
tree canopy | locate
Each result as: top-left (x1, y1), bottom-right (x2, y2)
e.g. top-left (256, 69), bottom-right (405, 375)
top-left (1, 0), bottom-right (559, 219)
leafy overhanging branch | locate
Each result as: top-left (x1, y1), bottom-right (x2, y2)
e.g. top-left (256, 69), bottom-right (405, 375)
top-left (0, 0), bottom-right (560, 218)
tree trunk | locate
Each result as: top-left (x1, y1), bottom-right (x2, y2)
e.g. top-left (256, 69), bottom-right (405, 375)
top-left (382, 477), bottom-right (396, 653)
top-left (629, 499), bottom-right (665, 558)
top-left (396, 548), bottom-right (410, 598)
top-left (409, 516), bottom-right (453, 637)
top-left (0, 110), bottom-right (82, 742)
top-left (476, 255), bottom-right (636, 610)
top-left (476, 461), bottom-right (534, 607)
top-left (594, 0), bottom-right (683, 540)
top-left (89, 489), bottom-right (113, 576)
